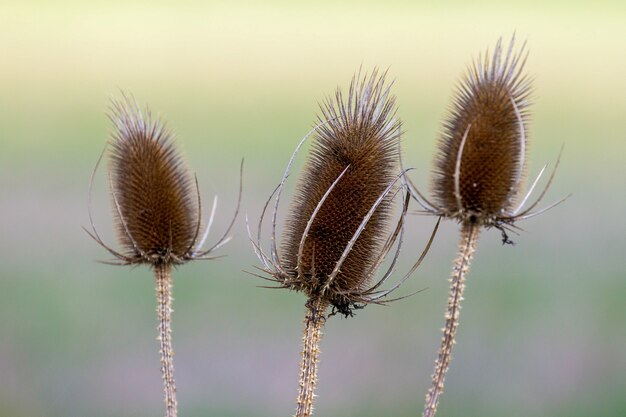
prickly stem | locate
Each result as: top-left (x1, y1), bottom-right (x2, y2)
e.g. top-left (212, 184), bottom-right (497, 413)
top-left (154, 263), bottom-right (178, 417)
top-left (422, 223), bottom-right (479, 417)
top-left (295, 298), bottom-right (328, 417)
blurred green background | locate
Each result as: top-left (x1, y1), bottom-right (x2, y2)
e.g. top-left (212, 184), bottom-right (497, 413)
top-left (1, 1), bottom-right (625, 416)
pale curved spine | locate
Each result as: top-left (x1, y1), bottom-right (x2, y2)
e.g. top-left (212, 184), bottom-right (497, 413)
top-left (422, 223), bottom-right (479, 417)
top-left (155, 264), bottom-right (178, 417)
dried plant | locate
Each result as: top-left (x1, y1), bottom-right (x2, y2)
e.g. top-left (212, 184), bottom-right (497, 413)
top-left (85, 94), bottom-right (240, 417)
top-left (408, 36), bottom-right (569, 417)
top-left (249, 70), bottom-right (437, 417)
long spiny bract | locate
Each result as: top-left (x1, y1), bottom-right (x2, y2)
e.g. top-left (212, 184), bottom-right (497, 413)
top-left (108, 96), bottom-right (198, 265)
top-left (432, 36), bottom-right (531, 225)
top-left (280, 69), bottom-right (401, 312)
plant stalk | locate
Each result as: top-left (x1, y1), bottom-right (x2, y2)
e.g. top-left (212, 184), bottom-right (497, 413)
top-left (295, 298), bottom-right (328, 417)
top-left (422, 222), bottom-right (479, 417)
top-left (154, 263), bottom-right (178, 417)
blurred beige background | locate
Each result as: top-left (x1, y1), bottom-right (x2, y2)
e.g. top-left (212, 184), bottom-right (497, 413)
top-left (1, 1), bottom-right (625, 416)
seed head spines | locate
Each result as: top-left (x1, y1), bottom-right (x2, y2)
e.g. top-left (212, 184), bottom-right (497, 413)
top-left (252, 69), bottom-right (414, 316)
top-left (283, 70), bottom-right (400, 293)
top-left (432, 36), bottom-right (532, 226)
top-left (87, 94), bottom-right (241, 267)
top-left (107, 96), bottom-right (198, 265)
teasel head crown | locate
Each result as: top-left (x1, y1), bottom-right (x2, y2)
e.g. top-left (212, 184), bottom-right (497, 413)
top-left (410, 35), bottom-right (567, 239)
top-left (250, 70), bottom-right (435, 316)
top-left (86, 93), bottom-right (240, 266)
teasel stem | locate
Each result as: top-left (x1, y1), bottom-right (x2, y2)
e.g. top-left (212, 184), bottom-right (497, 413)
top-left (295, 298), bottom-right (329, 417)
top-left (154, 263), bottom-right (178, 417)
top-left (422, 222), bottom-right (479, 417)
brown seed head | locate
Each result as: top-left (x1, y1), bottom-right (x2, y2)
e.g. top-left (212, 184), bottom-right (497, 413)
top-left (432, 36), bottom-right (532, 225)
top-left (107, 96), bottom-right (198, 265)
top-left (280, 70), bottom-right (401, 310)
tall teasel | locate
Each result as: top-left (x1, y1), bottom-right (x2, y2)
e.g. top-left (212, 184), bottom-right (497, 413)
top-left (409, 36), bottom-right (568, 417)
top-left (250, 70), bottom-right (436, 417)
top-left (86, 94), bottom-right (240, 417)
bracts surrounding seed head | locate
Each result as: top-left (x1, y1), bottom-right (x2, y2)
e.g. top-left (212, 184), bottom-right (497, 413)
top-left (408, 35), bottom-right (566, 236)
top-left (249, 69), bottom-right (437, 316)
top-left (108, 97), bottom-right (199, 265)
top-left (280, 69), bottom-right (402, 313)
top-left (86, 94), bottom-right (241, 266)
top-left (432, 36), bottom-right (532, 227)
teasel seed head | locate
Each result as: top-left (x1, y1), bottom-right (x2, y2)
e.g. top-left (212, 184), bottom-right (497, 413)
top-left (251, 70), bottom-right (432, 315)
top-left (284, 69), bottom-right (400, 293)
top-left (108, 97), bottom-right (198, 265)
top-left (432, 36), bottom-right (532, 226)
top-left (86, 93), bottom-right (241, 266)
top-left (407, 35), bottom-right (567, 244)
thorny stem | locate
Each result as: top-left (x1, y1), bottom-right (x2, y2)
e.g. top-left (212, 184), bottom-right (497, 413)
top-left (422, 222), bottom-right (479, 417)
top-left (295, 298), bottom-right (328, 417)
top-left (154, 263), bottom-right (178, 417)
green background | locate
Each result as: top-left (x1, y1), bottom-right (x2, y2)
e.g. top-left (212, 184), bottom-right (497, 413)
top-left (1, 1), bottom-right (625, 416)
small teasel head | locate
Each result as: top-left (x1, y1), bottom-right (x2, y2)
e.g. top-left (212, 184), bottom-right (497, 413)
top-left (431, 36), bottom-right (532, 227)
top-left (86, 94), bottom-right (240, 266)
top-left (407, 35), bottom-right (568, 244)
top-left (107, 96), bottom-right (198, 265)
top-left (249, 70), bottom-right (436, 316)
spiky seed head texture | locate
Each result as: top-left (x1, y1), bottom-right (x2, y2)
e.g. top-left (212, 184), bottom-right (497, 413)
top-left (281, 70), bottom-right (401, 307)
top-left (108, 96), bottom-right (198, 265)
top-left (432, 37), bottom-right (532, 225)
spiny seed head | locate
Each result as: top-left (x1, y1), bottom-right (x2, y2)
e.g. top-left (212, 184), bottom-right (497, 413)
top-left (108, 95), bottom-right (198, 266)
top-left (432, 36), bottom-right (532, 225)
top-left (280, 69), bottom-right (401, 310)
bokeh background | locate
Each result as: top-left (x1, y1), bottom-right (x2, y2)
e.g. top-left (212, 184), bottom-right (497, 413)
top-left (1, 1), bottom-right (625, 416)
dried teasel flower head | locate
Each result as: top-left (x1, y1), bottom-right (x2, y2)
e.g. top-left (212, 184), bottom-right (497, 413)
top-left (250, 70), bottom-right (437, 316)
top-left (86, 93), bottom-right (240, 266)
top-left (434, 36), bottom-right (531, 224)
top-left (410, 35), bottom-right (567, 241)
top-left (108, 98), bottom-right (197, 264)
